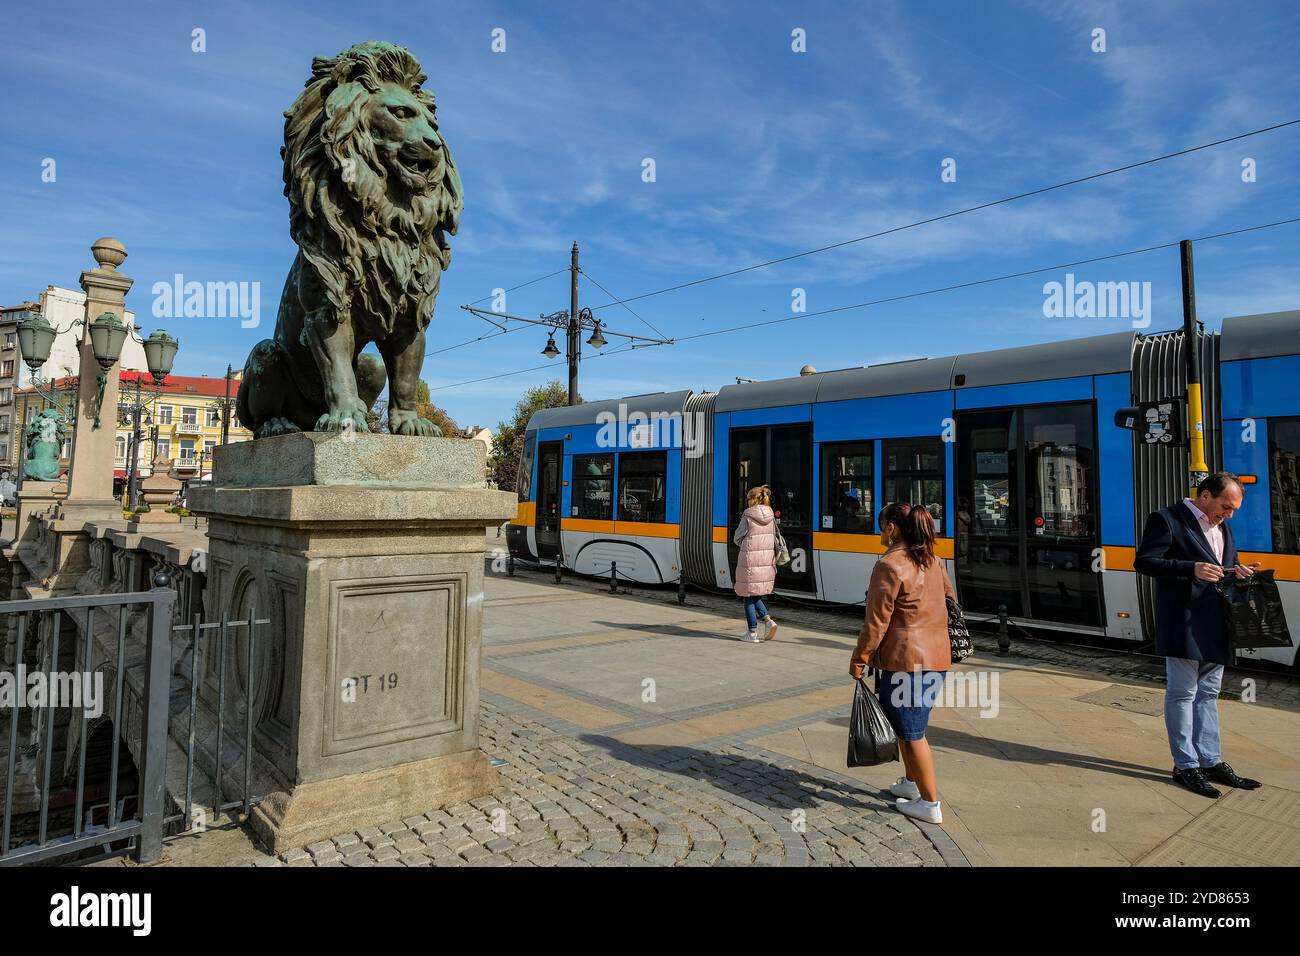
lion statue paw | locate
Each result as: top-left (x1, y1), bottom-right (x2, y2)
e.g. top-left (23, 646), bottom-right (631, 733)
top-left (315, 407), bottom-right (371, 434)
top-left (389, 410), bottom-right (443, 437)
top-left (257, 417), bottom-right (302, 439)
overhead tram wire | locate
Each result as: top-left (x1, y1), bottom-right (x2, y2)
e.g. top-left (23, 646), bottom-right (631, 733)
top-left (466, 267), bottom-right (569, 306)
top-left (672, 215), bottom-right (1300, 344)
top-left (432, 268), bottom-right (574, 356)
top-left (425, 213), bottom-right (1300, 394)
top-left (579, 269), bottom-right (668, 340)
top-left (580, 118), bottom-right (1300, 314)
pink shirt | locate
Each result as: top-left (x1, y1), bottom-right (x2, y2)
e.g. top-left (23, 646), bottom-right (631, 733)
top-left (1183, 498), bottom-right (1224, 564)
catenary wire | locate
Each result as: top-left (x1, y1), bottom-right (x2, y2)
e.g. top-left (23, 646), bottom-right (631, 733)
top-left (579, 269), bottom-right (668, 339)
top-left (426, 214), bottom-right (1300, 393)
top-left (581, 118), bottom-right (1300, 314)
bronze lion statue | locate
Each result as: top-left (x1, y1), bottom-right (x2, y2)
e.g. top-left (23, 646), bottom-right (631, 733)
top-left (237, 41), bottom-right (463, 438)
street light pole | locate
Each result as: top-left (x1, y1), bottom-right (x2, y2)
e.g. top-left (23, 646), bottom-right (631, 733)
top-left (221, 363), bottom-right (233, 445)
top-left (568, 242), bottom-right (580, 406)
top-left (127, 377), bottom-right (143, 511)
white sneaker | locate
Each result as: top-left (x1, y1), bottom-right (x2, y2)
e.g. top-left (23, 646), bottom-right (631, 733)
top-left (894, 798), bottom-right (942, 824)
top-left (762, 618), bottom-right (779, 642)
top-left (741, 629), bottom-right (761, 642)
top-left (889, 777), bottom-right (921, 801)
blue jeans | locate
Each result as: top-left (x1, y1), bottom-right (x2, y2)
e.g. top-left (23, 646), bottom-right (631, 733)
top-left (1164, 657), bottom-right (1223, 770)
top-left (877, 670), bottom-right (946, 741)
top-left (743, 596), bottom-right (770, 630)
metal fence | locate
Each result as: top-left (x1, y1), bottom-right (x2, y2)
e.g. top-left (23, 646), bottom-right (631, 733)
top-left (0, 584), bottom-right (268, 866)
top-left (1, 588), bottom-right (174, 866)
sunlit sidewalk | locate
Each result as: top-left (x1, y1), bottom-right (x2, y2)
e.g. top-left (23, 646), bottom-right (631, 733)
top-left (479, 566), bottom-right (1300, 867)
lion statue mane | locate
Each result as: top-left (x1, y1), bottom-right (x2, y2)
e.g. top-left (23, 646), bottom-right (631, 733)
top-left (236, 40), bottom-right (463, 438)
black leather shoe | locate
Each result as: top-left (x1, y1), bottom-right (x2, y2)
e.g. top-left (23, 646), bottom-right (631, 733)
top-left (1202, 762), bottom-right (1262, 790)
top-left (1172, 767), bottom-right (1220, 798)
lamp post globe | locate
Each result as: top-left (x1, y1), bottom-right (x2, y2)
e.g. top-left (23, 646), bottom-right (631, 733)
top-left (16, 310), bottom-right (55, 372)
top-left (89, 311), bottom-right (128, 369)
top-left (143, 330), bottom-right (179, 385)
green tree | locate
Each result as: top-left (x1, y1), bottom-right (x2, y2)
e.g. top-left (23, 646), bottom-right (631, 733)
top-left (489, 380), bottom-right (576, 491)
top-left (415, 379), bottom-right (460, 437)
top-left (365, 378), bottom-right (461, 436)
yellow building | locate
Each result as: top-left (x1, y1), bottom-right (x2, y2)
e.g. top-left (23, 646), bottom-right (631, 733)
top-left (13, 369), bottom-right (251, 491)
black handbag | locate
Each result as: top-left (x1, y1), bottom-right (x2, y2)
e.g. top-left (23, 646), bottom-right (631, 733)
top-left (947, 595), bottom-right (974, 663)
top-left (847, 675), bottom-right (899, 767)
top-left (1217, 570), bottom-right (1292, 650)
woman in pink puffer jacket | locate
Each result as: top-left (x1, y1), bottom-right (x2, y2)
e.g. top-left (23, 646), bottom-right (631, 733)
top-left (733, 485), bottom-right (779, 643)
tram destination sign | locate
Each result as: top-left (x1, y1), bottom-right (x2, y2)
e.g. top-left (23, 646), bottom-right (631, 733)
top-left (1114, 397), bottom-right (1185, 446)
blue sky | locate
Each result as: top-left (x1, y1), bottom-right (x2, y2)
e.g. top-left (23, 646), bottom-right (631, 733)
top-left (2, 0), bottom-right (1298, 430)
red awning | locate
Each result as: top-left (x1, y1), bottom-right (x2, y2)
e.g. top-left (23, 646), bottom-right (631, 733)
top-left (114, 469), bottom-right (126, 478)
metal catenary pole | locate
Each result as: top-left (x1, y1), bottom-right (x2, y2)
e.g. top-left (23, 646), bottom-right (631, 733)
top-left (1180, 239), bottom-right (1210, 496)
top-left (568, 241), bottom-right (580, 406)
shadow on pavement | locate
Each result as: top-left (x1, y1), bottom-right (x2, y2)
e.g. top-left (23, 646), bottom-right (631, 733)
top-left (591, 620), bottom-right (853, 652)
top-left (576, 732), bottom-right (896, 814)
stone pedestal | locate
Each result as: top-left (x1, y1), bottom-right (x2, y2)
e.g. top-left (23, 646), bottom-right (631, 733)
top-left (9, 480), bottom-right (66, 549)
top-left (126, 455), bottom-right (183, 530)
top-left (187, 432), bottom-right (515, 852)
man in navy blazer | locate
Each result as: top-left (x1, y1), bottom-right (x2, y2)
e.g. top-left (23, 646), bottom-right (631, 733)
top-left (1135, 472), bottom-right (1263, 798)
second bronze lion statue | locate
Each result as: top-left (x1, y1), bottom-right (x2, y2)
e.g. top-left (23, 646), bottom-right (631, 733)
top-left (237, 41), bottom-right (463, 438)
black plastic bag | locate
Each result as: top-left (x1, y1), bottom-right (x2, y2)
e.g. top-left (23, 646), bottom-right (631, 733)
top-left (847, 675), bottom-right (899, 767)
top-left (1218, 569), bottom-right (1292, 650)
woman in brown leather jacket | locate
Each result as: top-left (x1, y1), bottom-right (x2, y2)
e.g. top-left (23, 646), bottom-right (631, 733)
top-left (849, 502), bottom-right (954, 824)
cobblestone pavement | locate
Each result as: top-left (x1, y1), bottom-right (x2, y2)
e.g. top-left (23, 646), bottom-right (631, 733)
top-left (259, 701), bottom-right (961, 868)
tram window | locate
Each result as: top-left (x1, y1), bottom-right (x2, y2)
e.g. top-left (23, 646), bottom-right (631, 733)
top-left (770, 426), bottom-right (812, 529)
top-left (1270, 417), bottom-right (1300, 554)
top-left (618, 451), bottom-right (667, 523)
top-left (572, 454), bottom-right (614, 520)
top-left (883, 438), bottom-right (945, 533)
top-left (1024, 407), bottom-right (1095, 540)
top-left (821, 442), bottom-right (873, 533)
top-left (518, 433), bottom-right (536, 502)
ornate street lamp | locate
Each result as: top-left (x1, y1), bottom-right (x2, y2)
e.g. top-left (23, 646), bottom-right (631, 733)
top-left (586, 321), bottom-right (607, 349)
top-left (142, 329), bottom-right (179, 385)
top-left (16, 310), bottom-right (56, 371)
top-left (88, 312), bottom-right (129, 428)
top-left (17, 307), bottom-right (181, 431)
top-left (541, 336), bottom-right (560, 359)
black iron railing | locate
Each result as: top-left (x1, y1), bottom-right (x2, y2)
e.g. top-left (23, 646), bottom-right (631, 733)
top-left (1, 588), bottom-right (174, 866)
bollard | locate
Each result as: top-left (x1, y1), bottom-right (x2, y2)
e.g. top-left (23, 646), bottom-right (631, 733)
top-left (997, 604), bottom-right (1011, 656)
top-left (507, 553), bottom-right (515, 576)
top-left (609, 561), bottom-right (618, 593)
top-left (554, 554), bottom-right (563, 585)
top-left (677, 576), bottom-right (686, 605)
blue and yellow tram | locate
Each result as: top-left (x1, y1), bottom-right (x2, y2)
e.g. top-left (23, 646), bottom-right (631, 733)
top-left (505, 310), bottom-right (1300, 669)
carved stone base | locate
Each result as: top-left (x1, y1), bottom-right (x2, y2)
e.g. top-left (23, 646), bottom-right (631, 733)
top-left (188, 433), bottom-right (515, 854)
top-left (248, 748), bottom-right (499, 853)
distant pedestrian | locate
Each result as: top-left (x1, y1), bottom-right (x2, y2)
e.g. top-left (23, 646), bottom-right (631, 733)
top-left (1134, 472), bottom-right (1263, 798)
top-left (733, 485), bottom-right (779, 643)
top-left (849, 502), bottom-right (954, 824)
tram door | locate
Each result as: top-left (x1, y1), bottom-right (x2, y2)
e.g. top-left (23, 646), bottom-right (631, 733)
top-left (728, 424), bottom-right (816, 592)
top-left (955, 404), bottom-right (1102, 628)
top-left (536, 441), bottom-right (563, 560)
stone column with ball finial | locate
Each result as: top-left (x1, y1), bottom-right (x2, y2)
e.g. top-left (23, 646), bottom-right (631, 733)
top-left (59, 237), bottom-right (134, 524)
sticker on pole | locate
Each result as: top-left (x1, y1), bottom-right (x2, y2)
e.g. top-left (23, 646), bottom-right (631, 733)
top-left (1113, 397), bottom-right (1184, 445)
